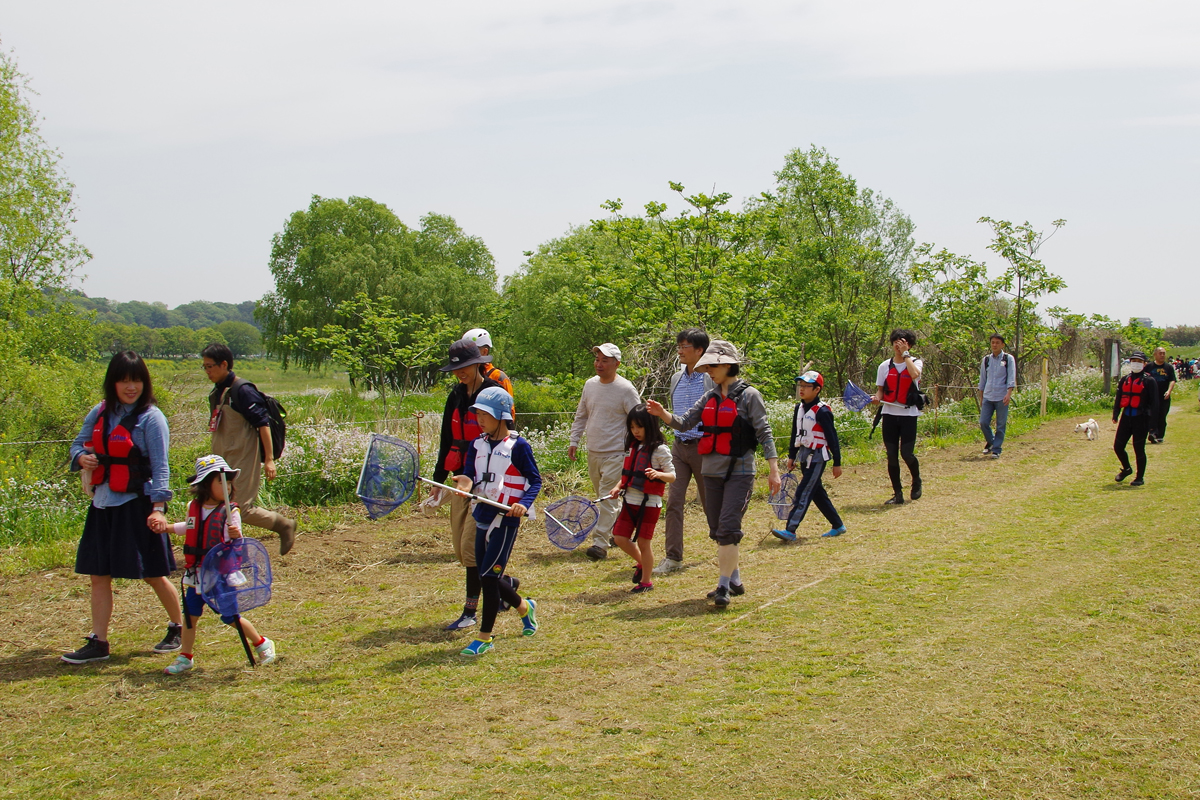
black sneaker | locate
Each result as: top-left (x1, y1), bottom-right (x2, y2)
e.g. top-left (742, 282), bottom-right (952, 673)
top-left (1115, 467), bottom-right (1133, 483)
top-left (911, 481), bottom-right (923, 501)
top-left (61, 634), bottom-right (110, 664)
top-left (884, 493), bottom-right (904, 505)
top-left (632, 565), bottom-right (642, 585)
top-left (153, 623), bottom-right (183, 653)
top-left (1130, 478), bottom-right (1145, 486)
top-left (585, 545), bottom-right (607, 561)
top-left (712, 586), bottom-right (731, 607)
top-left (729, 581), bottom-right (745, 596)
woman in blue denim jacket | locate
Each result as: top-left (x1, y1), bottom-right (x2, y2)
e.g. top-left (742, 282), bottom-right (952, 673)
top-left (61, 351), bottom-right (184, 665)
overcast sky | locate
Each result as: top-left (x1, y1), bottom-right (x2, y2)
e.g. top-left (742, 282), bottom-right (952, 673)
top-left (3, 1), bottom-right (1198, 326)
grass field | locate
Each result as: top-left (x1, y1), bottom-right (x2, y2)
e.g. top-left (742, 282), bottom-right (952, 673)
top-left (3, 403), bottom-right (1199, 799)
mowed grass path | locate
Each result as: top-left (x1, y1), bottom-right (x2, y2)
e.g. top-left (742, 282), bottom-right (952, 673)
top-left (3, 404), bottom-right (1199, 799)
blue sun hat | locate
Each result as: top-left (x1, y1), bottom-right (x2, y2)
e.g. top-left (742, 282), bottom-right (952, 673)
top-left (471, 386), bottom-right (514, 422)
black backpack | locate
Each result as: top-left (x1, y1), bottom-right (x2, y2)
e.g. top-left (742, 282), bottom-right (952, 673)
top-left (230, 378), bottom-right (287, 461)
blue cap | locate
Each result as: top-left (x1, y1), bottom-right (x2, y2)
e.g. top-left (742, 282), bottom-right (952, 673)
top-left (470, 386), bottom-right (514, 422)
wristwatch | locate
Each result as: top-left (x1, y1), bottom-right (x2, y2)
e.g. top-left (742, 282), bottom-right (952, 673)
top-left (152, 504), bottom-right (166, 513)
top-left (902, 350), bottom-right (912, 359)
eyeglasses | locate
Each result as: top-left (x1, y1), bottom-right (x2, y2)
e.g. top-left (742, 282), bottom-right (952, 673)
top-left (202, 363), bottom-right (219, 371)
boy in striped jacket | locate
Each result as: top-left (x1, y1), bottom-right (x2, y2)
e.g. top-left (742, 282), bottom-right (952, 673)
top-left (453, 386), bottom-right (542, 656)
top-left (772, 371), bottom-right (846, 541)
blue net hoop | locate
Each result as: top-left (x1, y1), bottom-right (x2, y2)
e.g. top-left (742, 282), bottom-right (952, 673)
top-left (199, 537), bottom-right (273, 616)
top-left (842, 381), bottom-right (873, 413)
top-left (767, 472), bottom-right (799, 521)
top-left (544, 495), bottom-right (600, 550)
top-left (356, 434), bottom-right (419, 520)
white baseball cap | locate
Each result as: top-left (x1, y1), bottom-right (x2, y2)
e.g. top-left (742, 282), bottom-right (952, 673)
top-left (593, 343), bottom-right (622, 360)
top-left (463, 328), bottom-right (492, 349)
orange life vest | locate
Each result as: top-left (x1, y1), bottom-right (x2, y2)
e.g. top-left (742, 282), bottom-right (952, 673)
top-left (1117, 373), bottom-right (1151, 414)
top-left (89, 403), bottom-right (151, 495)
top-left (698, 383), bottom-right (756, 458)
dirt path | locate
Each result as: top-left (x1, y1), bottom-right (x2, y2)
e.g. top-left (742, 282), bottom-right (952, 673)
top-left (3, 404), bottom-right (1198, 799)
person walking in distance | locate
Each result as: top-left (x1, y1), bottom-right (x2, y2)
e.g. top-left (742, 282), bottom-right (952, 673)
top-left (201, 344), bottom-right (297, 555)
top-left (873, 329), bottom-right (924, 505)
top-left (569, 343), bottom-right (643, 561)
top-left (977, 334), bottom-right (1017, 459)
top-left (1145, 347), bottom-right (1176, 444)
top-left (1113, 351), bottom-right (1159, 487)
top-left (654, 328), bottom-right (714, 575)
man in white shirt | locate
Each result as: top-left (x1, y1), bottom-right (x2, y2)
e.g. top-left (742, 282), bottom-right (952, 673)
top-left (569, 343), bottom-right (643, 560)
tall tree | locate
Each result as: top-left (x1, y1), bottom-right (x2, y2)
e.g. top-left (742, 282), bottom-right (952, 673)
top-left (0, 47), bottom-right (90, 291)
top-left (257, 196), bottom-right (499, 369)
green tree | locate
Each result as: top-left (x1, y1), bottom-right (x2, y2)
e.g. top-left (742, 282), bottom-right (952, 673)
top-left (0, 47), bottom-right (91, 291)
top-left (280, 294), bottom-right (456, 416)
top-left (763, 146), bottom-right (916, 393)
top-left (215, 320), bottom-right (262, 357)
top-left (258, 196), bottom-right (499, 370)
top-left (978, 217), bottom-right (1067, 382)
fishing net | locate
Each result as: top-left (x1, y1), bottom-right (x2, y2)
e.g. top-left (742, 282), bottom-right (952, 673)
top-left (544, 495), bottom-right (600, 550)
top-left (842, 381), bottom-right (873, 413)
top-left (356, 434), bottom-right (419, 519)
top-left (198, 537), bottom-right (273, 617)
top-left (767, 472), bottom-right (799, 521)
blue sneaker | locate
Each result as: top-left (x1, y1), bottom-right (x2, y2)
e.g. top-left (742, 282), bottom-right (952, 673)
top-left (771, 528), bottom-right (797, 542)
top-left (521, 598), bottom-right (538, 636)
top-left (822, 526), bottom-right (847, 538)
top-left (460, 638), bottom-right (494, 656)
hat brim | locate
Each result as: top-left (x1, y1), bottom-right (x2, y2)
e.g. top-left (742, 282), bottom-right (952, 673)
top-left (188, 467), bottom-right (240, 485)
top-left (695, 353), bottom-right (740, 368)
top-left (439, 354), bottom-right (493, 372)
top-left (470, 402), bottom-right (513, 422)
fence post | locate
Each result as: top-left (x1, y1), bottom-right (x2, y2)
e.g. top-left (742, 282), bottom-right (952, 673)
top-left (933, 384), bottom-right (940, 438)
top-left (1040, 358), bottom-right (1049, 417)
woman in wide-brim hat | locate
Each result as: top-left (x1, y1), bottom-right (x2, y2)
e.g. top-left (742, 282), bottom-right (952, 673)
top-left (647, 340), bottom-right (781, 607)
top-left (431, 339), bottom-right (504, 631)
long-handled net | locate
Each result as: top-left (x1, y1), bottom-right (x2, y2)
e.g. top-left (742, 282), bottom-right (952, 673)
top-left (198, 535), bottom-right (273, 666)
top-left (842, 381), bottom-right (873, 413)
top-left (544, 495), bottom-right (601, 550)
top-left (356, 434), bottom-right (419, 519)
top-left (767, 472), bottom-right (799, 521)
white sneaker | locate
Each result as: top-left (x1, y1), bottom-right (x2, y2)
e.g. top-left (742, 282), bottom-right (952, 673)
top-left (254, 637), bottom-right (277, 665)
top-left (652, 558), bottom-right (682, 575)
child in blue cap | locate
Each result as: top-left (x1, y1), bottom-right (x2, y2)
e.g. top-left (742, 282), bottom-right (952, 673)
top-left (452, 386), bottom-right (542, 655)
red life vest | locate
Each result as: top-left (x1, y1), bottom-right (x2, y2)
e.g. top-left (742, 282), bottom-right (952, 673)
top-left (182, 500), bottom-right (237, 569)
top-left (445, 405), bottom-right (483, 473)
top-left (880, 361), bottom-right (915, 406)
top-left (89, 403), bottom-right (151, 495)
top-left (620, 444), bottom-right (665, 496)
top-left (1117, 373), bottom-right (1150, 413)
top-left (698, 383), bottom-right (755, 457)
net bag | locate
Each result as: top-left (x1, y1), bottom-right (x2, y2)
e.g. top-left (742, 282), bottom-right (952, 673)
top-left (767, 472), bottom-right (799, 521)
top-left (357, 434), bottom-right (419, 520)
top-left (198, 537), bottom-right (273, 617)
top-left (544, 495), bottom-right (600, 550)
top-left (842, 381), bottom-right (873, 413)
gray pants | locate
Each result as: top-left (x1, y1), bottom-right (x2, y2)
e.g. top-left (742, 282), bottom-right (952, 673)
top-left (702, 474), bottom-right (755, 546)
top-left (588, 450), bottom-right (626, 550)
top-left (663, 438), bottom-right (708, 562)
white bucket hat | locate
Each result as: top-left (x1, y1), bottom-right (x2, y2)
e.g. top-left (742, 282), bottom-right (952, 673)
top-left (188, 454), bottom-right (240, 485)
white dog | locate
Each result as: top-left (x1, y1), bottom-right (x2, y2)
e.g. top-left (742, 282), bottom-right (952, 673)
top-left (1074, 419), bottom-right (1099, 440)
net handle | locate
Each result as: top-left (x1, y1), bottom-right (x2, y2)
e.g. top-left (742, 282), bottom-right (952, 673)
top-left (418, 476), bottom-right (513, 512)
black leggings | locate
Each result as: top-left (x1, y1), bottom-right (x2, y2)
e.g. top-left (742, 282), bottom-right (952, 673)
top-left (881, 414), bottom-right (921, 493)
top-left (480, 575), bottom-right (521, 635)
top-left (1114, 413), bottom-right (1149, 479)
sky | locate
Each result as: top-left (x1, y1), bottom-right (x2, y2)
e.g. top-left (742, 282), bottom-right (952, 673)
top-left (2, 1), bottom-right (1198, 326)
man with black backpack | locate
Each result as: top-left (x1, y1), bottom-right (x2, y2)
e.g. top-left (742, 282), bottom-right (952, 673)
top-left (977, 334), bottom-right (1017, 459)
top-left (201, 343), bottom-right (297, 555)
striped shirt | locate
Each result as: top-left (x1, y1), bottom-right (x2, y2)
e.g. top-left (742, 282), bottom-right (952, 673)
top-left (672, 368), bottom-right (709, 442)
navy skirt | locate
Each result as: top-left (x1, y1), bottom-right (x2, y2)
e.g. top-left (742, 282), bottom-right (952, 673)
top-left (75, 497), bottom-right (176, 579)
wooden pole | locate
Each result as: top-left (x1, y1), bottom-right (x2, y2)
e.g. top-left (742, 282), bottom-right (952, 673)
top-left (1040, 358), bottom-right (1049, 417)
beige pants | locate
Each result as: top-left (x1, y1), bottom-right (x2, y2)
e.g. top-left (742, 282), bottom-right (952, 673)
top-left (588, 450), bottom-right (626, 550)
top-left (241, 504), bottom-right (292, 535)
top-left (449, 492), bottom-right (476, 567)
